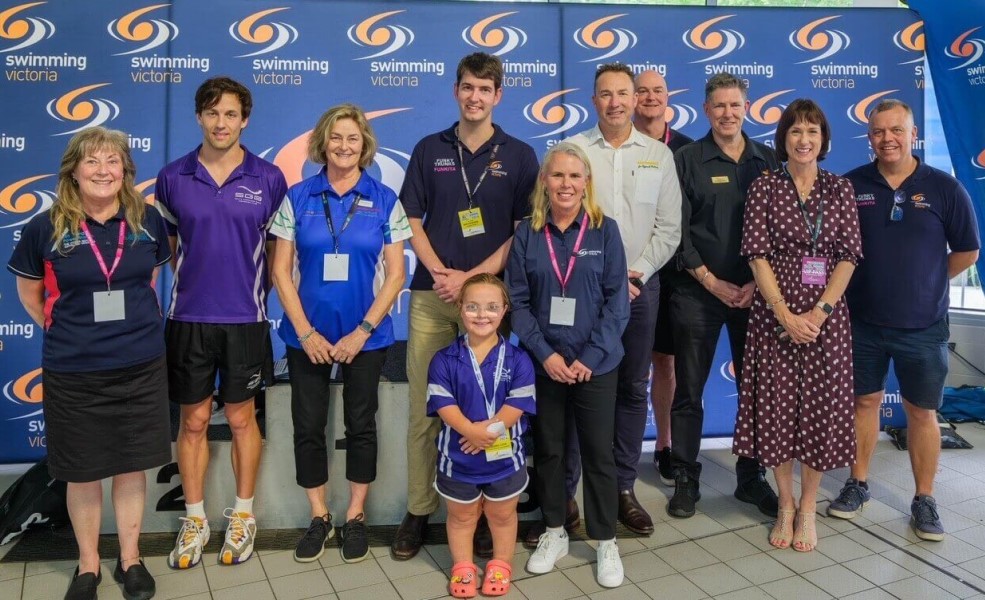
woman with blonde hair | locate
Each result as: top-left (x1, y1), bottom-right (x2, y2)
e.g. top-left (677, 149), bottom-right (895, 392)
top-left (506, 142), bottom-right (630, 588)
top-left (8, 126), bottom-right (172, 600)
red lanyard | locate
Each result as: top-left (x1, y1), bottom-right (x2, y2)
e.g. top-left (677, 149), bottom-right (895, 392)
top-left (663, 127), bottom-right (671, 145)
top-left (544, 213), bottom-right (589, 297)
top-left (80, 219), bottom-right (126, 291)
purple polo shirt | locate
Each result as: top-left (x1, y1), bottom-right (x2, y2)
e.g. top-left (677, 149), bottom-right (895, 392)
top-left (155, 146), bottom-right (288, 323)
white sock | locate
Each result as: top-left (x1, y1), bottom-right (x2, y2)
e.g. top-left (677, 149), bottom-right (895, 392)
top-left (185, 501), bottom-right (206, 521)
top-left (234, 496), bottom-right (254, 515)
top-left (546, 526), bottom-right (566, 537)
top-left (597, 538), bottom-right (617, 549)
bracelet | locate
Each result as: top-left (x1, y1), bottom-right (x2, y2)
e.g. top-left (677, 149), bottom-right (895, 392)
top-left (298, 328), bottom-right (317, 344)
top-left (767, 296), bottom-right (785, 309)
top-left (700, 270), bottom-right (712, 285)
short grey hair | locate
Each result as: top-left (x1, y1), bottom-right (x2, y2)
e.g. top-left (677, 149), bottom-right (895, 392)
top-left (704, 73), bottom-right (748, 102)
top-left (867, 98), bottom-right (914, 128)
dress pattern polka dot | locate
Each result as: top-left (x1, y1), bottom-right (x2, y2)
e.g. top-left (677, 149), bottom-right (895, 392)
top-left (733, 169), bottom-right (863, 471)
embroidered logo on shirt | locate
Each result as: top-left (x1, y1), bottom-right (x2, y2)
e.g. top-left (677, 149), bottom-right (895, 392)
top-left (495, 367), bottom-right (512, 383)
top-left (636, 160), bottom-right (659, 169)
top-left (434, 158), bottom-right (456, 173)
top-left (488, 160), bottom-right (508, 177)
top-left (911, 193), bottom-right (930, 208)
top-left (854, 193), bottom-right (876, 207)
top-left (235, 186), bottom-right (263, 205)
top-left (575, 248), bottom-right (602, 257)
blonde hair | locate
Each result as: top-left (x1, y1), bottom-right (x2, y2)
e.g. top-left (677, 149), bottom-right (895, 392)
top-left (529, 142), bottom-right (603, 232)
top-left (51, 127), bottom-right (146, 249)
top-left (458, 272), bottom-right (510, 309)
top-left (307, 103), bottom-right (378, 169)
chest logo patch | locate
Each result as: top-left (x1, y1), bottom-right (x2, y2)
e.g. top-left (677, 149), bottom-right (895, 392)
top-left (235, 186), bottom-right (263, 205)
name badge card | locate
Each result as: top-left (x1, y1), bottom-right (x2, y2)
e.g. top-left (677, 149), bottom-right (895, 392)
top-left (550, 296), bottom-right (576, 326)
top-left (323, 254), bottom-right (350, 281)
top-left (93, 290), bottom-right (125, 322)
top-left (802, 256), bottom-right (828, 286)
top-left (458, 207), bottom-right (485, 237)
top-left (484, 421), bottom-right (513, 461)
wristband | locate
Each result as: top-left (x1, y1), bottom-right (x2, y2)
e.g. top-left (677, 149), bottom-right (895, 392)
top-left (767, 296), bottom-right (785, 309)
top-left (700, 270), bottom-right (712, 285)
top-left (298, 328), bottom-right (317, 344)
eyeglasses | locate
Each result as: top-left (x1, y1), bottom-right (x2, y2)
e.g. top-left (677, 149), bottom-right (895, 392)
top-left (890, 190), bottom-right (906, 222)
top-left (463, 303), bottom-right (505, 316)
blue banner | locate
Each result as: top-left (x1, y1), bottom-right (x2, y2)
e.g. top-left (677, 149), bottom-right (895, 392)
top-left (909, 0), bottom-right (985, 286)
top-left (0, 0), bottom-right (922, 461)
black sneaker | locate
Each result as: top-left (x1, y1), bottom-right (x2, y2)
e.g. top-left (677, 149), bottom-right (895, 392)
top-left (667, 471), bottom-right (700, 518)
top-left (113, 557), bottom-right (155, 600)
top-left (340, 513), bottom-right (370, 563)
top-left (654, 447), bottom-right (674, 486)
top-left (294, 514), bottom-right (335, 563)
top-left (735, 473), bottom-right (779, 518)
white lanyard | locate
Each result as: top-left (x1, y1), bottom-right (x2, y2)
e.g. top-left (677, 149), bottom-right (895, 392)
top-left (465, 336), bottom-right (506, 420)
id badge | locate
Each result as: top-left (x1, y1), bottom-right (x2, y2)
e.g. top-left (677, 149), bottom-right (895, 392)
top-left (549, 296), bottom-right (576, 326)
top-left (484, 422), bottom-right (514, 461)
top-left (458, 207), bottom-right (485, 237)
top-left (323, 254), bottom-right (350, 281)
top-left (93, 290), bottom-right (125, 322)
top-left (801, 256), bottom-right (828, 286)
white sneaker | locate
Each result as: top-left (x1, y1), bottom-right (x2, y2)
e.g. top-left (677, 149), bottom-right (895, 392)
top-left (525, 529), bottom-right (568, 574)
top-left (168, 516), bottom-right (211, 569)
top-left (596, 541), bottom-right (624, 588)
top-left (219, 508), bottom-right (257, 565)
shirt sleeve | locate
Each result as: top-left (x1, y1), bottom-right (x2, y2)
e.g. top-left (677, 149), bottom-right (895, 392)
top-left (675, 148), bottom-right (704, 271)
top-left (944, 178), bottom-right (982, 252)
top-left (146, 205), bottom-right (172, 266)
top-left (577, 219), bottom-right (631, 370)
top-left (269, 195), bottom-right (296, 242)
top-left (512, 144), bottom-right (538, 222)
top-left (505, 222), bottom-right (556, 365)
top-left (833, 176), bottom-right (863, 266)
top-left (153, 170), bottom-right (178, 236)
top-left (631, 146), bottom-right (682, 280)
top-left (7, 213), bottom-right (47, 280)
top-left (384, 190), bottom-right (413, 244)
top-left (504, 348), bottom-right (536, 415)
top-left (265, 170), bottom-right (290, 231)
top-left (741, 175), bottom-right (774, 261)
top-left (426, 352), bottom-right (457, 417)
top-left (399, 139), bottom-right (428, 219)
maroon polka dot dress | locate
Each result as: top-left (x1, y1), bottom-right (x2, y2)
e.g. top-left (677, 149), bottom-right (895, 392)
top-left (732, 169), bottom-right (863, 471)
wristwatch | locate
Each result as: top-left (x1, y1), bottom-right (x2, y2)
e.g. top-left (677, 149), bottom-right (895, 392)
top-left (358, 320), bottom-right (376, 334)
top-left (815, 301), bottom-right (834, 315)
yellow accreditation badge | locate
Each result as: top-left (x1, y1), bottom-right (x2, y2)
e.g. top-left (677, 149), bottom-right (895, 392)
top-left (458, 207), bottom-right (486, 237)
top-left (484, 431), bottom-right (514, 461)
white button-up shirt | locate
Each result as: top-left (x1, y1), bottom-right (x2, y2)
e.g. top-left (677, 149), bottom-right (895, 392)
top-left (569, 125), bottom-right (682, 280)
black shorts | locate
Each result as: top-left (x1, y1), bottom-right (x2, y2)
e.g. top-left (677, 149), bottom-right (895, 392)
top-left (165, 320), bottom-right (272, 405)
top-left (44, 356), bottom-right (171, 483)
top-left (652, 274), bottom-right (675, 354)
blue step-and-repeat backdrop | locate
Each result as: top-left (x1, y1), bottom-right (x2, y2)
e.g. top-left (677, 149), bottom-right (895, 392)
top-left (0, 1), bottom-right (922, 462)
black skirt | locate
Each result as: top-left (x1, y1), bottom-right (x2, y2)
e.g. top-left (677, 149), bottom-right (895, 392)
top-left (43, 356), bottom-right (171, 482)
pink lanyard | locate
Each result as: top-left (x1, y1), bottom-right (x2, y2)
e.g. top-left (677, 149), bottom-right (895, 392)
top-left (80, 219), bottom-right (126, 291)
top-left (544, 213), bottom-right (589, 297)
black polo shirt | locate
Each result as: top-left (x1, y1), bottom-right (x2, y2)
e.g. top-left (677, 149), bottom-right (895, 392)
top-left (667, 127), bottom-right (694, 153)
top-left (7, 206), bottom-right (171, 372)
top-left (674, 130), bottom-right (779, 285)
top-left (400, 123), bottom-right (538, 290)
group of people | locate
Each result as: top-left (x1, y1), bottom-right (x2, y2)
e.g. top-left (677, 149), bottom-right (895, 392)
top-left (5, 48), bottom-right (979, 600)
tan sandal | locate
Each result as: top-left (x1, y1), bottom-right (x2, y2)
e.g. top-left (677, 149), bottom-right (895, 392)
top-left (793, 511), bottom-right (817, 552)
top-left (769, 508), bottom-right (796, 549)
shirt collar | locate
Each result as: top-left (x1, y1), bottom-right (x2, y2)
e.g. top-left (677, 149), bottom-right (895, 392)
top-left (698, 130), bottom-right (765, 164)
top-left (545, 207), bottom-right (588, 231)
top-left (864, 155), bottom-right (930, 187)
top-left (582, 124), bottom-right (647, 149)
top-left (307, 168), bottom-right (374, 198)
top-left (84, 206), bottom-right (126, 225)
top-left (439, 122), bottom-right (509, 150)
top-left (456, 334), bottom-right (511, 365)
top-left (179, 144), bottom-right (261, 179)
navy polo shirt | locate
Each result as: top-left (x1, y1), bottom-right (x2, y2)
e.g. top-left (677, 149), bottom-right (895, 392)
top-left (400, 123), bottom-right (538, 290)
top-left (506, 212), bottom-right (630, 376)
top-left (845, 158), bottom-right (980, 329)
top-left (7, 206), bottom-right (171, 372)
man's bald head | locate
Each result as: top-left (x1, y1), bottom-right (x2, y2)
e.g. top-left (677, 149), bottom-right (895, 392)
top-left (634, 70), bottom-right (669, 123)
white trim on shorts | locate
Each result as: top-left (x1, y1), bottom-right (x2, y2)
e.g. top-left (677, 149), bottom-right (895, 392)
top-left (432, 471), bottom-right (530, 505)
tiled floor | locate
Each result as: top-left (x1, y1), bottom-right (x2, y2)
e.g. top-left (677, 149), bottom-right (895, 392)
top-left (4, 425), bottom-right (985, 599)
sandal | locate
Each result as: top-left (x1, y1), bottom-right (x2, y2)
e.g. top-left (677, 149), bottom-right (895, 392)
top-left (793, 511), bottom-right (817, 553)
top-left (769, 508), bottom-right (796, 549)
top-left (481, 559), bottom-right (512, 596)
top-left (449, 561), bottom-right (478, 598)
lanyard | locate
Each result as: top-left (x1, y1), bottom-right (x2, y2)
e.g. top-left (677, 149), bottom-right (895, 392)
top-left (787, 166), bottom-right (826, 254)
top-left (455, 134), bottom-right (500, 208)
top-left (465, 335), bottom-right (507, 420)
top-left (80, 219), bottom-right (126, 291)
top-left (662, 126), bottom-right (671, 145)
top-left (321, 192), bottom-right (361, 254)
top-left (545, 213), bottom-right (589, 297)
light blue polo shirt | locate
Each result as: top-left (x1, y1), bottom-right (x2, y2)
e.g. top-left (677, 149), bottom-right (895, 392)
top-left (270, 168), bottom-right (411, 350)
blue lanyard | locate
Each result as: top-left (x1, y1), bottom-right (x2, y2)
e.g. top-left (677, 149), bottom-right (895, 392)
top-left (320, 192), bottom-right (361, 254)
top-left (465, 335), bottom-right (506, 419)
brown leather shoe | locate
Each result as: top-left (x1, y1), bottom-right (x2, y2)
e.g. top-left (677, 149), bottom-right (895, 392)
top-left (391, 512), bottom-right (429, 560)
top-left (618, 489), bottom-right (654, 535)
top-left (523, 499), bottom-right (581, 549)
top-left (473, 514), bottom-right (493, 558)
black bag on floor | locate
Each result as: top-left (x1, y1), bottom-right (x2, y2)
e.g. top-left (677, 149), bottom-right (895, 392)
top-left (0, 457), bottom-right (69, 545)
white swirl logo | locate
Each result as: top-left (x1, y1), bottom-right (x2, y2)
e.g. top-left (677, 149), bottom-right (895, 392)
top-left (0, 2), bottom-right (55, 53)
top-left (462, 12), bottom-right (527, 57)
top-left (789, 16), bottom-right (851, 64)
top-left (229, 8), bottom-right (299, 58)
top-left (347, 11), bottom-right (415, 60)
top-left (573, 15), bottom-right (637, 62)
top-left (946, 27), bottom-right (985, 70)
top-left (46, 83), bottom-right (120, 136)
top-left (107, 4), bottom-right (179, 56)
top-left (683, 15), bottom-right (745, 64)
top-left (666, 91), bottom-right (699, 131)
top-left (523, 89), bottom-right (590, 139)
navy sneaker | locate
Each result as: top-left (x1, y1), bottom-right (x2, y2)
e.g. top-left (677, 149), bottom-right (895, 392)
top-left (827, 478), bottom-right (871, 520)
top-left (910, 495), bottom-right (945, 541)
